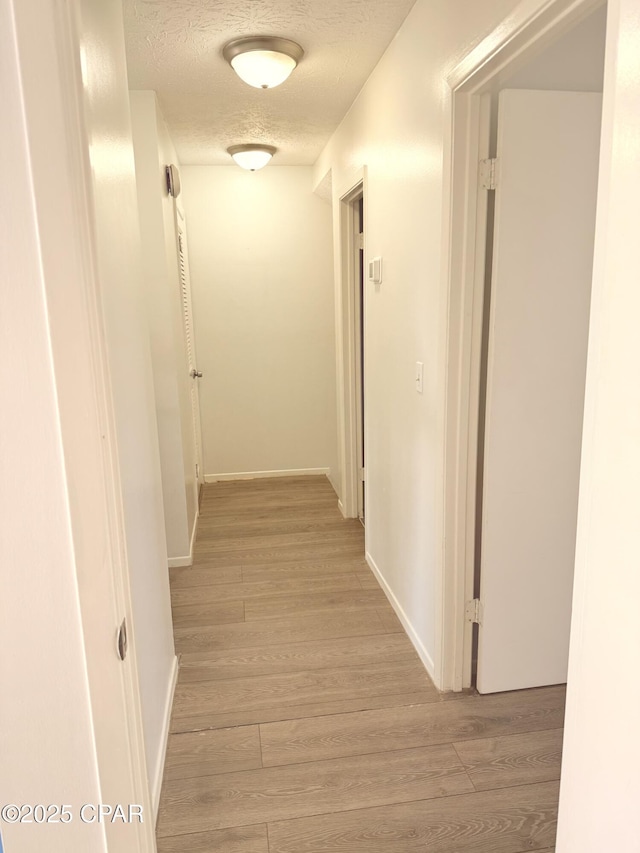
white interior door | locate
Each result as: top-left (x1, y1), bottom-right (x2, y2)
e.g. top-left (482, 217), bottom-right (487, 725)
top-left (477, 89), bottom-right (602, 694)
top-left (176, 211), bottom-right (204, 494)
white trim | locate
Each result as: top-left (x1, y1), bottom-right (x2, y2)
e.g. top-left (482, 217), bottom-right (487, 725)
top-left (337, 499), bottom-right (347, 518)
top-left (152, 655), bottom-right (179, 821)
top-left (438, 0), bottom-right (605, 692)
top-left (366, 552), bottom-right (436, 683)
top-left (205, 468), bottom-right (330, 483)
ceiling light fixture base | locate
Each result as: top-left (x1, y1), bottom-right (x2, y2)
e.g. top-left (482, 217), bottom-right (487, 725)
top-left (227, 144), bottom-right (277, 171)
top-left (223, 36), bottom-right (304, 64)
top-left (223, 36), bottom-right (304, 89)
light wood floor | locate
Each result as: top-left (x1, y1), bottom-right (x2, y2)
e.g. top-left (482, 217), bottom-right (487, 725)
top-left (157, 476), bottom-right (564, 853)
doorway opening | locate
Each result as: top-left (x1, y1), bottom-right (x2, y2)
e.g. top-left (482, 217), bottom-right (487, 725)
top-left (440, 0), bottom-right (608, 693)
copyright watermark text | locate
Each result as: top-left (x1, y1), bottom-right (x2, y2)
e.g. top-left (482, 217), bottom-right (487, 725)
top-left (1, 804), bottom-right (144, 824)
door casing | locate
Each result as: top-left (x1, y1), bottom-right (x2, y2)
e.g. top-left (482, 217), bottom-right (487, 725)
top-left (6, 0), bottom-right (156, 848)
top-left (337, 169), bottom-right (368, 520)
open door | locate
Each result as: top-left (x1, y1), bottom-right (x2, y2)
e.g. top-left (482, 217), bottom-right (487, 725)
top-left (176, 208), bottom-right (205, 504)
top-left (476, 89), bottom-right (602, 694)
top-left (355, 195), bottom-right (365, 523)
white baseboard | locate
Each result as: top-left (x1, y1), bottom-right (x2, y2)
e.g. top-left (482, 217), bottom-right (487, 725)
top-left (152, 654), bottom-right (179, 822)
top-left (365, 551), bottom-right (436, 682)
top-left (337, 499), bottom-right (346, 518)
top-left (205, 468), bottom-right (330, 483)
top-left (167, 509), bottom-right (199, 568)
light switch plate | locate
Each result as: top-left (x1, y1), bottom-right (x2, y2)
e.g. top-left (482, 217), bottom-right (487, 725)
top-left (368, 257), bottom-right (382, 283)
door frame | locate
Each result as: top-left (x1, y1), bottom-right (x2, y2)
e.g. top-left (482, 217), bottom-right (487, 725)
top-left (438, 0), bottom-right (606, 691)
top-left (337, 169), bottom-right (367, 519)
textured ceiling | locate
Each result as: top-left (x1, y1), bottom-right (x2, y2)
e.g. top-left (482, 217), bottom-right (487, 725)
top-left (123, 0), bottom-right (417, 165)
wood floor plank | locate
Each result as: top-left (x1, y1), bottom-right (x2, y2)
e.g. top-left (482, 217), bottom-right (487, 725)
top-left (173, 610), bottom-right (387, 655)
top-left (177, 633), bottom-right (419, 682)
top-left (357, 571), bottom-right (380, 589)
top-left (156, 744), bottom-right (474, 836)
top-left (203, 479), bottom-right (334, 494)
top-left (260, 686), bottom-right (566, 768)
top-left (171, 659), bottom-right (440, 732)
top-left (191, 542), bottom-right (366, 569)
top-left (163, 726), bottom-right (262, 780)
top-left (376, 607), bottom-right (404, 632)
top-left (172, 692), bottom-right (453, 734)
top-left (453, 728), bottom-right (564, 791)
top-left (199, 496), bottom-right (340, 514)
top-left (199, 496), bottom-right (341, 513)
top-left (170, 564), bottom-right (243, 589)
top-left (243, 588), bottom-right (387, 621)
top-left (266, 780), bottom-right (559, 853)
top-left (172, 599), bottom-right (244, 629)
top-left (170, 574), bottom-right (363, 608)
top-left (194, 529), bottom-right (364, 554)
top-left (241, 558), bottom-right (368, 583)
top-left (157, 824), bottom-right (268, 853)
top-left (198, 517), bottom-right (362, 539)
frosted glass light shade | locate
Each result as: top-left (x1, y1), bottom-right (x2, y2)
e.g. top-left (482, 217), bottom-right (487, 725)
top-left (223, 37), bottom-right (304, 89)
top-left (231, 51), bottom-right (297, 89)
top-left (227, 144), bottom-right (277, 171)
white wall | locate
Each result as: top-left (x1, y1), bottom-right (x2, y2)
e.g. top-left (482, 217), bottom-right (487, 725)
top-left (77, 1), bottom-right (177, 807)
top-left (314, 0), bottom-right (521, 675)
top-left (501, 4), bottom-right (606, 91)
top-left (181, 166), bottom-right (338, 483)
top-left (556, 1), bottom-right (640, 849)
top-left (130, 91), bottom-right (198, 563)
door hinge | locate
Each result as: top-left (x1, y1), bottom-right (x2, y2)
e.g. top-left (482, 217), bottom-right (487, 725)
top-left (479, 158), bottom-right (498, 191)
top-left (359, 467), bottom-right (365, 482)
top-left (358, 232), bottom-right (364, 250)
top-left (465, 598), bottom-right (483, 625)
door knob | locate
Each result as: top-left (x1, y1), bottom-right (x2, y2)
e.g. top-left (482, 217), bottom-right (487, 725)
top-left (190, 369), bottom-right (203, 378)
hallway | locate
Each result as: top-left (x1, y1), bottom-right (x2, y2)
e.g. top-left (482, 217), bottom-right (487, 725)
top-left (157, 476), bottom-right (564, 852)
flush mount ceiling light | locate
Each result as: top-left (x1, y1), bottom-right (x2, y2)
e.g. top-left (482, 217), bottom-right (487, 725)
top-left (223, 37), bottom-right (304, 89)
top-left (227, 144), bottom-right (277, 171)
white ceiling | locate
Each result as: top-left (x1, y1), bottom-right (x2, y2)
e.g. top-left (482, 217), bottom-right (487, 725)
top-left (123, 0), bottom-right (417, 165)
